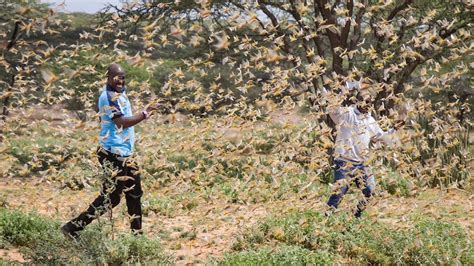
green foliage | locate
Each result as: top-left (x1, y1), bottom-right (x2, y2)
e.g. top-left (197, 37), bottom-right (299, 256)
top-left (0, 208), bottom-right (57, 247)
top-left (231, 209), bottom-right (473, 265)
top-left (407, 219), bottom-right (473, 265)
top-left (411, 116), bottom-right (471, 188)
top-left (233, 210), bottom-right (337, 251)
top-left (151, 59), bottom-right (183, 92)
top-left (58, 12), bottom-right (98, 29)
top-left (66, 229), bottom-right (173, 265)
top-left (379, 169), bottom-right (412, 197)
top-left (220, 181), bottom-right (240, 203)
top-left (143, 196), bottom-right (177, 217)
top-left (167, 153), bottom-right (199, 172)
top-left (5, 124), bottom-right (92, 181)
top-left (0, 208), bottom-right (173, 264)
top-left (0, 258), bottom-right (21, 266)
top-left (216, 245), bottom-right (333, 266)
top-left (9, 136), bottom-right (73, 173)
top-left (342, 216), bottom-right (474, 264)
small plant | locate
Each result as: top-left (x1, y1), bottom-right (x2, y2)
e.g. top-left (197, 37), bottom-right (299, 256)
top-left (378, 168), bottom-right (412, 197)
top-left (143, 196), bottom-right (177, 217)
top-left (216, 245), bottom-right (333, 266)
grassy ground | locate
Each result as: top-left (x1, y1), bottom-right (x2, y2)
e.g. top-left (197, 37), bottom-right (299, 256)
top-left (0, 108), bottom-right (472, 264)
top-left (0, 179), bottom-right (472, 264)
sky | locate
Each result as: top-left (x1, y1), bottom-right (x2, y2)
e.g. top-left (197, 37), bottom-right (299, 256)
top-left (42, 0), bottom-right (124, 14)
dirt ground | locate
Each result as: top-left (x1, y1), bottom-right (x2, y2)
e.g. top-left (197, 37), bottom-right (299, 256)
top-left (0, 178), bottom-right (472, 265)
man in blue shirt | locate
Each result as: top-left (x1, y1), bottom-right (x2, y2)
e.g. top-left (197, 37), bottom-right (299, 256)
top-left (61, 64), bottom-right (158, 238)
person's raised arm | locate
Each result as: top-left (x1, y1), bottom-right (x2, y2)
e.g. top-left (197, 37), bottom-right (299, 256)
top-left (369, 119), bottom-right (403, 147)
top-left (112, 104), bottom-right (160, 129)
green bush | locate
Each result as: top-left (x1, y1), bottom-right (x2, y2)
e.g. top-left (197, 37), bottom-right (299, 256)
top-left (221, 182), bottom-right (240, 203)
top-left (217, 245), bottom-right (333, 266)
top-left (67, 229), bottom-right (173, 265)
top-left (24, 226), bottom-right (174, 265)
top-left (231, 209), bottom-right (473, 265)
top-left (0, 208), bottom-right (173, 264)
top-left (407, 219), bottom-right (473, 265)
top-left (233, 210), bottom-right (339, 252)
top-left (379, 169), bottom-right (412, 197)
top-left (342, 217), bottom-right (473, 264)
top-left (0, 208), bottom-right (57, 247)
top-left (0, 258), bottom-right (21, 265)
top-left (462, 246), bottom-right (474, 265)
top-left (9, 137), bottom-right (73, 172)
top-left (168, 154), bottom-right (198, 172)
top-left (411, 117), bottom-right (471, 188)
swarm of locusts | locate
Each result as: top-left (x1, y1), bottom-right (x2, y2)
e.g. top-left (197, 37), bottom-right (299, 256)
top-left (0, 0), bottom-right (472, 212)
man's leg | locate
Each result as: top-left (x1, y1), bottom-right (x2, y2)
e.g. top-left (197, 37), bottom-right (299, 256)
top-left (63, 183), bottom-right (122, 235)
top-left (354, 165), bottom-right (375, 218)
top-left (121, 159), bottom-right (143, 233)
top-left (62, 150), bottom-right (124, 237)
top-left (327, 160), bottom-right (351, 210)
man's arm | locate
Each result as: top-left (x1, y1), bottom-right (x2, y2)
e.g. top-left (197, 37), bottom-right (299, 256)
top-left (112, 104), bottom-right (160, 129)
top-left (112, 113), bottom-right (146, 129)
top-left (370, 120), bottom-right (401, 147)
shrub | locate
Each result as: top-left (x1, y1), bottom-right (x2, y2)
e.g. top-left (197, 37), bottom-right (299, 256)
top-left (378, 168), bottom-right (412, 197)
top-left (68, 229), bottom-right (173, 265)
top-left (342, 217), bottom-right (473, 265)
top-left (406, 219), bottom-right (473, 265)
top-left (0, 208), bottom-right (57, 247)
top-left (231, 209), bottom-right (473, 265)
top-left (217, 245), bottom-right (333, 266)
top-left (232, 210), bottom-right (339, 252)
top-left (0, 208), bottom-right (174, 264)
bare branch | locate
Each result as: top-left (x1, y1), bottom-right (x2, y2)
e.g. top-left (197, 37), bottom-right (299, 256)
top-left (315, 0), bottom-right (344, 74)
top-left (6, 21), bottom-right (21, 50)
top-left (340, 0), bottom-right (354, 48)
top-left (348, 0), bottom-right (366, 51)
top-left (387, 0), bottom-right (413, 21)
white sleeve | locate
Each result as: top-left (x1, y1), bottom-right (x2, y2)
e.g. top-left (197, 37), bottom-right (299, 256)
top-left (370, 121), bottom-right (399, 146)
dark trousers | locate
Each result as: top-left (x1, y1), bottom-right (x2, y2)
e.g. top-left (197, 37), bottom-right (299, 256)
top-left (66, 148), bottom-right (143, 233)
top-left (327, 159), bottom-right (374, 217)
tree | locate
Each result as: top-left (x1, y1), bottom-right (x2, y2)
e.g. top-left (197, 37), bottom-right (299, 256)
top-left (97, 0), bottom-right (472, 118)
top-left (0, 0), bottom-right (61, 119)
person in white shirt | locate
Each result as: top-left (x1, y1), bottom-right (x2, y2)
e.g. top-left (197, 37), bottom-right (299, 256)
top-left (324, 80), bottom-right (402, 217)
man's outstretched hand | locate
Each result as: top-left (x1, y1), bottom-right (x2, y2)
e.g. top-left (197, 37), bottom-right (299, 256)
top-left (145, 100), bottom-right (170, 116)
top-left (145, 104), bottom-right (159, 115)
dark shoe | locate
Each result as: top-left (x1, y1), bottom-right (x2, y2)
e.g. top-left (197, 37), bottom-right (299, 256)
top-left (132, 229), bottom-right (144, 236)
top-left (61, 222), bottom-right (79, 240)
top-left (354, 210), bottom-right (363, 218)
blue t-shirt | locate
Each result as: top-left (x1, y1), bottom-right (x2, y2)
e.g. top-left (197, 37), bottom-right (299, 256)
top-left (98, 85), bottom-right (135, 156)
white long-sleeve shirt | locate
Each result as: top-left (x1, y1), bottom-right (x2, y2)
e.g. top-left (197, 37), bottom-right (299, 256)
top-left (329, 106), bottom-right (397, 163)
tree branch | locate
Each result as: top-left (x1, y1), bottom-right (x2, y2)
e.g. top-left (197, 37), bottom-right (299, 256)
top-left (387, 0), bottom-right (413, 21)
top-left (340, 0), bottom-right (354, 48)
top-left (315, 0), bottom-right (344, 74)
top-left (6, 21), bottom-right (21, 50)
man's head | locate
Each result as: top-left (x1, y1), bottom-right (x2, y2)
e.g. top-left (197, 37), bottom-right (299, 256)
top-left (106, 63), bottom-right (126, 93)
top-left (345, 80), bottom-right (373, 114)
